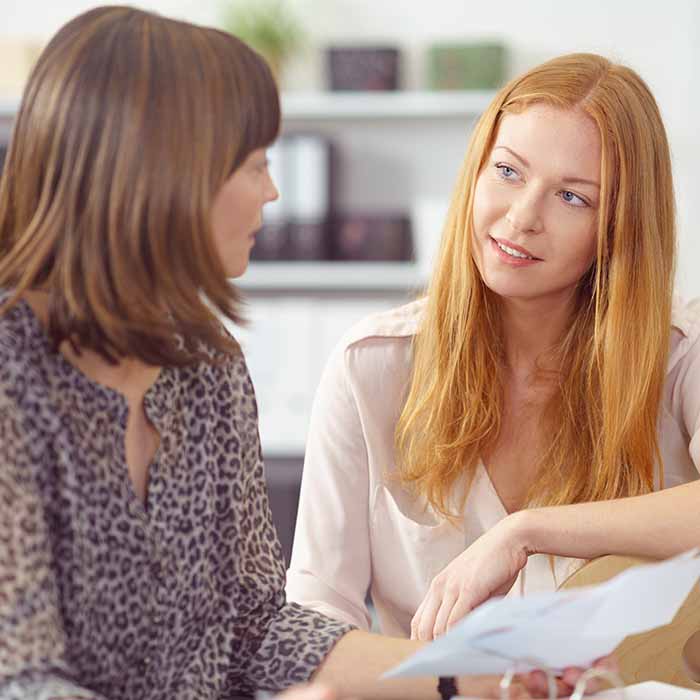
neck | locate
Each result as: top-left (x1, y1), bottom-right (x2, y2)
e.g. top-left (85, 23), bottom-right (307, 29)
top-left (63, 344), bottom-right (160, 403)
top-left (499, 292), bottom-right (575, 379)
top-left (23, 289), bottom-right (161, 402)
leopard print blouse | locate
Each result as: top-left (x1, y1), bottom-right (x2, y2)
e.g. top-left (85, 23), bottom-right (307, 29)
top-left (0, 296), bottom-right (353, 700)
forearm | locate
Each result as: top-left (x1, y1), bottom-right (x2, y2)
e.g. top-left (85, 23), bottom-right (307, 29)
top-left (513, 479), bottom-right (700, 561)
top-left (314, 630), bottom-right (508, 700)
top-left (313, 631), bottom-right (435, 700)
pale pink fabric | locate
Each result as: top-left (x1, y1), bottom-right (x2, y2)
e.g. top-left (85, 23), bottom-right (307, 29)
top-left (286, 297), bottom-right (700, 637)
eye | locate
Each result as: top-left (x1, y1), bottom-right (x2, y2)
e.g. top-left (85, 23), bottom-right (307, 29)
top-left (559, 190), bottom-right (588, 208)
top-left (495, 163), bottom-right (520, 181)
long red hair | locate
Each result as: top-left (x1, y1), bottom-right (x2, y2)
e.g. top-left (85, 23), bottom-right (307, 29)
top-left (396, 53), bottom-right (675, 518)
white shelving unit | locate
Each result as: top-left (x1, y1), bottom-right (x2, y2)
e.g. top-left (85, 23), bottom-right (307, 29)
top-left (246, 91), bottom-right (497, 298)
top-left (1, 90), bottom-right (497, 121)
top-left (240, 262), bottom-right (428, 292)
top-left (281, 90), bottom-right (495, 120)
top-left (250, 91), bottom-right (495, 455)
top-left (0, 98), bottom-right (20, 116)
top-left (0, 100), bottom-right (18, 143)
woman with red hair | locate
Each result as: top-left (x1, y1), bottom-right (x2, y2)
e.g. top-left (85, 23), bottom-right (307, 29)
top-left (289, 52), bottom-right (696, 645)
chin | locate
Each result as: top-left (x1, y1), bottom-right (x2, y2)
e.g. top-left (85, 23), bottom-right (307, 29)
top-left (226, 257), bottom-right (250, 279)
top-left (484, 277), bottom-right (580, 307)
top-left (483, 282), bottom-right (536, 301)
top-left (479, 269), bottom-right (540, 300)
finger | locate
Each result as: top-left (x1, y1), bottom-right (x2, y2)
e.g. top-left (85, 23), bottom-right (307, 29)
top-left (414, 589), bottom-right (444, 641)
top-left (555, 677), bottom-right (573, 697)
top-left (593, 654), bottom-right (619, 673)
top-left (523, 670), bottom-right (548, 697)
top-left (445, 589), bottom-right (479, 631)
top-left (561, 666), bottom-right (582, 687)
top-left (561, 667), bottom-right (602, 695)
top-left (560, 656), bottom-right (619, 694)
top-left (410, 597), bottom-right (428, 641)
top-left (524, 670), bottom-right (567, 698)
top-left (432, 586), bottom-right (459, 638)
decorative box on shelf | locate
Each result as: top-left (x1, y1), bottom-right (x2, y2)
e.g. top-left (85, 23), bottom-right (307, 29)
top-left (325, 46), bottom-right (401, 91)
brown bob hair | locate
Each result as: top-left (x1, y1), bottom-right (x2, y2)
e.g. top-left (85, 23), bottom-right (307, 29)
top-left (0, 6), bottom-right (280, 365)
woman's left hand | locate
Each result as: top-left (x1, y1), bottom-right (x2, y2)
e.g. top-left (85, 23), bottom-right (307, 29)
top-left (525, 656), bottom-right (621, 697)
top-left (455, 655), bottom-right (619, 698)
top-left (411, 513), bottom-right (530, 641)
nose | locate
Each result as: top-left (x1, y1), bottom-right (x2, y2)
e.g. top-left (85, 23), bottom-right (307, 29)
top-left (265, 172), bottom-right (279, 203)
top-left (506, 188), bottom-right (544, 235)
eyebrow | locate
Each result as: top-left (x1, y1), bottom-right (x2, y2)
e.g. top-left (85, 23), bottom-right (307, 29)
top-left (493, 145), bottom-right (600, 189)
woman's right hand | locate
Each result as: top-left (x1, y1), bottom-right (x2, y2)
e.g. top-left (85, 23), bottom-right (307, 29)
top-left (411, 513), bottom-right (529, 641)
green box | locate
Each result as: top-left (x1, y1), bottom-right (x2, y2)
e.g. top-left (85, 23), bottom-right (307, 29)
top-left (428, 42), bottom-right (506, 90)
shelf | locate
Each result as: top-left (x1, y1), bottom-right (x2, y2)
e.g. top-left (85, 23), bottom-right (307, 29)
top-left (0, 90), bottom-right (496, 121)
top-left (0, 98), bottom-right (19, 117)
top-left (238, 262), bottom-right (428, 291)
top-left (281, 90), bottom-right (496, 120)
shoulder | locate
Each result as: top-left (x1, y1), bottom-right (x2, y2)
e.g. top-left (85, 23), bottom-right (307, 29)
top-left (0, 294), bottom-right (50, 406)
top-left (322, 298), bottom-right (424, 394)
top-left (339, 297), bottom-right (425, 355)
top-left (184, 341), bottom-right (254, 408)
top-left (182, 339), bottom-right (259, 441)
top-left (0, 291), bottom-right (43, 356)
top-left (176, 350), bottom-right (261, 469)
top-left (0, 296), bottom-right (54, 471)
top-left (668, 296), bottom-right (700, 373)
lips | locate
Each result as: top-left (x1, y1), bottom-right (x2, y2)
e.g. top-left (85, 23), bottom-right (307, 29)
top-left (490, 236), bottom-right (542, 261)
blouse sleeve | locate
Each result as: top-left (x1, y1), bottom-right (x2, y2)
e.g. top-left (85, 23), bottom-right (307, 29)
top-left (0, 402), bottom-right (106, 700)
top-left (230, 364), bottom-right (353, 695)
top-left (285, 339), bottom-right (374, 630)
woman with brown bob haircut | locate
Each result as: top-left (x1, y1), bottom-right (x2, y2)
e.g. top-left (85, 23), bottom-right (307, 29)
top-left (289, 51), bottom-right (700, 644)
top-left (0, 6), bottom-right (603, 700)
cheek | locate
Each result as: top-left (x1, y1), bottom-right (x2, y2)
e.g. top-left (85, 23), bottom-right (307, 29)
top-left (210, 201), bottom-right (230, 244)
top-left (472, 177), bottom-right (492, 232)
top-left (547, 221), bottom-right (597, 284)
top-left (571, 221), bottom-right (598, 267)
top-left (472, 176), bottom-right (510, 243)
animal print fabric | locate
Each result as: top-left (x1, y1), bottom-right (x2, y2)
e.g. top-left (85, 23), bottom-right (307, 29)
top-left (0, 295), bottom-right (352, 699)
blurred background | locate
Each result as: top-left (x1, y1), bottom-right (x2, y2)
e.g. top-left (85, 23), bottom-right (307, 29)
top-left (1, 0), bottom-right (699, 560)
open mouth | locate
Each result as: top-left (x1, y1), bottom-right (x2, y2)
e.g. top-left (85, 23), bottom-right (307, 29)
top-left (490, 236), bottom-right (542, 262)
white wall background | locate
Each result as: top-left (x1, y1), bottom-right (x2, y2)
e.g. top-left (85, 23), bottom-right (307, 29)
top-left (3, 1), bottom-right (699, 454)
top-left (3, 0), bottom-right (699, 296)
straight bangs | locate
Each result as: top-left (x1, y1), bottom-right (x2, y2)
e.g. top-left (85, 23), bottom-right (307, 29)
top-left (214, 28), bottom-right (281, 175)
top-left (0, 7), bottom-right (280, 366)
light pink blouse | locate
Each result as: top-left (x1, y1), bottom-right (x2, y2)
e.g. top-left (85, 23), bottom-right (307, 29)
top-left (286, 297), bottom-right (700, 637)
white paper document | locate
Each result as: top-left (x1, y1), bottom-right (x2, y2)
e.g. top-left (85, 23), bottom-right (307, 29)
top-left (591, 681), bottom-right (700, 698)
top-left (384, 550), bottom-right (700, 678)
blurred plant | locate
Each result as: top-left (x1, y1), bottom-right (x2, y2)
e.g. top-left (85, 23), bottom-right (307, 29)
top-left (221, 0), bottom-right (305, 80)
